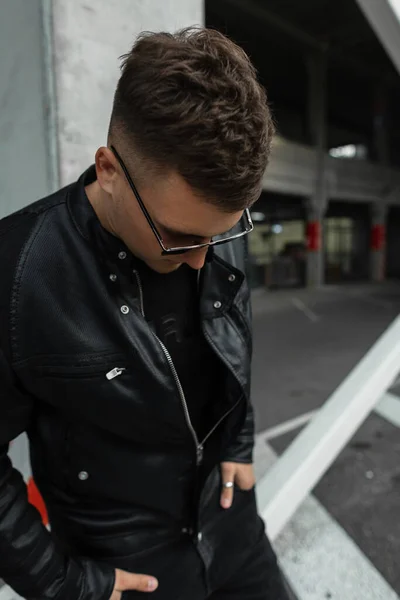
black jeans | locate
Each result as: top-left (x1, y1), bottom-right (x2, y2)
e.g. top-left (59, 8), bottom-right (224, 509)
top-left (53, 511), bottom-right (292, 600)
top-left (207, 531), bottom-right (292, 600)
top-left (120, 523), bottom-right (292, 600)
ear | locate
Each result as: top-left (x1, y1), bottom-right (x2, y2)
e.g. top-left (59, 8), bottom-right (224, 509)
top-left (94, 147), bottom-right (118, 195)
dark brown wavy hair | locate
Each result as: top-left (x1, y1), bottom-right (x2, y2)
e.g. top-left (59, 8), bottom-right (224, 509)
top-left (109, 27), bottom-right (274, 212)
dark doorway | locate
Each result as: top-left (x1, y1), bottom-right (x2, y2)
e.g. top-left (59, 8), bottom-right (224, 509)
top-left (387, 206), bottom-right (400, 279)
top-left (324, 202), bottom-right (370, 283)
top-left (248, 192), bottom-right (306, 288)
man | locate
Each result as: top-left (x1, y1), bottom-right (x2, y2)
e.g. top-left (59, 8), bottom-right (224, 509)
top-left (0, 27), bottom-right (290, 600)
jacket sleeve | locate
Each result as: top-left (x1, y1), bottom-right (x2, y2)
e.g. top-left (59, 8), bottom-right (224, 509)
top-left (0, 350), bottom-right (116, 600)
top-left (221, 400), bottom-right (255, 464)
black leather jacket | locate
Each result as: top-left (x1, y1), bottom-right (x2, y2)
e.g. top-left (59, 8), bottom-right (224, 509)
top-left (0, 167), bottom-right (256, 600)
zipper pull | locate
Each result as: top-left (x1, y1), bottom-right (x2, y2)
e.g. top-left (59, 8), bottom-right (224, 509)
top-left (196, 444), bottom-right (204, 466)
top-left (106, 367), bottom-right (126, 381)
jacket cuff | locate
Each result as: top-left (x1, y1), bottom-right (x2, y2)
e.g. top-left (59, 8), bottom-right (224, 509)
top-left (51, 557), bottom-right (116, 600)
top-left (221, 401), bottom-right (255, 464)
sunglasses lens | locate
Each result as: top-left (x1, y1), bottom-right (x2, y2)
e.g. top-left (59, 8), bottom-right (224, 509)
top-left (162, 248), bottom-right (190, 256)
top-left (160, 212), bottom-right (253, 255)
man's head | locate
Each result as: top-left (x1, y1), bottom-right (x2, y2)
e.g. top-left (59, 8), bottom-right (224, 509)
top-left (89, 27), bottom-right (274, 273)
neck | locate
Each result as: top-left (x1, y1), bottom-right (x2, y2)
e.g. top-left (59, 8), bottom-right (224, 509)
top-left (85, 180), bottom-right (117, 237)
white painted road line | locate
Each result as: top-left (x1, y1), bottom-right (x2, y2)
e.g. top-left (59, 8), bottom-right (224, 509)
top-left (254, 434), bottom-right (400, 600)
top-left (260, 410), bottom-right (317, 441)
top-left (259, 391), bottom-right (400, 445)
top-left (291, 297), bottom-right (320, 322)
top-left (375, 392), bottom-right (400, 428)
top-left (0, 586), bottom-right (23, 600)
top-left (275, 494), bottom-right (400, 600)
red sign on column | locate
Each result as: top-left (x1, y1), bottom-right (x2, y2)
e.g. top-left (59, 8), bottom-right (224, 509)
top-left (371, 224), bottom-right (385, 251)
top-left (306, 221), bottom-right (321, 251)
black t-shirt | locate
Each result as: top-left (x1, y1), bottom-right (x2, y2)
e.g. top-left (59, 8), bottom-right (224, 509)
top-left (133, 258), bottom-right (222, 441)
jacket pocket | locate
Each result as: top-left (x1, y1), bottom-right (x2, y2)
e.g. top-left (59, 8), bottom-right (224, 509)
top-left (29, 357), bottom-right (144, 439)
top-left (37, 361), bottom-right (128, 380)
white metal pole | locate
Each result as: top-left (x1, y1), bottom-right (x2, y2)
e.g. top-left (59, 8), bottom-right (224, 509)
top-left (257, 315), bottom-right (400, 541)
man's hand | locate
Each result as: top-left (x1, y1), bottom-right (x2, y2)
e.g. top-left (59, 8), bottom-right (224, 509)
top-left (220, 462), bottom-right (256, 509)
top-left (110, 569), bottom-right (158, 599)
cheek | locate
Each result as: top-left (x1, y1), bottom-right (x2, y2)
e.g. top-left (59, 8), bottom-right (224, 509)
top-left (118, 204), bottom-right (161, 256)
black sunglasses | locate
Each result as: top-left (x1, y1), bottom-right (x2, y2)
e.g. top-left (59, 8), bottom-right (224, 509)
top-left (110, 145), bottom-right (254, 256)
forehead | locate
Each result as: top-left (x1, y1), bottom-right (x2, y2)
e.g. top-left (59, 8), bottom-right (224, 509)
top-left (141, 170), bottom-right (243, 237)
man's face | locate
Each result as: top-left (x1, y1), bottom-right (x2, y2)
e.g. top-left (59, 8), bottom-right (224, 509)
top-left (94, 147), bottom-right (244, 274)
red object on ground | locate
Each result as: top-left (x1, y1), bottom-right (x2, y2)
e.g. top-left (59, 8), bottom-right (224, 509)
top-left (371, 224), bottom-right (385, 251)
top-left (306, 221), bottom-right (321, 251)
top-left (27, 477), bottom-right (49, 526)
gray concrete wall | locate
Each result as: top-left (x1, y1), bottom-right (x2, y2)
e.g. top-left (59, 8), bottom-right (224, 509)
top-left (0, 0), bottom-right (50, 218)
top-left (51, 0), bottom-right (204, 186)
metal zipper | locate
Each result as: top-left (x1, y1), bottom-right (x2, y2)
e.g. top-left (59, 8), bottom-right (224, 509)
top-left (132, 269), bottom-right (203, 465)
top-left (199, 396), bottom-right (241, 448)
top-left (40, 364), bottom-right (124, 379)
top-left (106, 367), bottom-right (126, 380)
top-left (157, 336), bottom-right (204, 466)
top-left (132, 268), bottom-right (245, 466)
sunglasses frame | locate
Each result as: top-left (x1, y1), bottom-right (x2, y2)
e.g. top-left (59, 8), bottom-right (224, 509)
top-left (110, 145), bottom-right (254, 256)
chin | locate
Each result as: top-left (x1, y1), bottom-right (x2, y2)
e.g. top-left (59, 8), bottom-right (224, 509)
top-left (147, 260), bottom-right (182, 274)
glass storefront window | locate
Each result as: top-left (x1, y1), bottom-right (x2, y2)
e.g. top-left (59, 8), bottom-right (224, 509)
top-left (324, 217), bottom-right (354, 282)
top-left (248, 220), bottom-right (306, 288)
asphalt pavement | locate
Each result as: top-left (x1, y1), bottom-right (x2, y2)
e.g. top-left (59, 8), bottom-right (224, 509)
top-left (251, 281), bottom-right (400, 597)
top-left (252, 281), bottom-right (400, 432)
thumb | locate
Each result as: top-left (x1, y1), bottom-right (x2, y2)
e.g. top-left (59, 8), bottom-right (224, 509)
top-left (115, 568), bottom-right (158, 593)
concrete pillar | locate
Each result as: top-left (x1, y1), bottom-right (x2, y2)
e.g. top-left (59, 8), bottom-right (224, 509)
top-left (44, 0), bottom-right (204, 188)
top-left (305, 203), bottom-right (326, 287)
top-left (373, 82), bottom-right (389, 166)
top-left (370, 203), bottom-right (388, 282)
top-left (305, 51), bottom-right (328, 287)
top-left (0, 0), bottom-right (50, 217)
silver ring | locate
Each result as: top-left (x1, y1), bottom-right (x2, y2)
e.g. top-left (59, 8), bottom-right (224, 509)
top-left (223, 481), bottom-right (234, 489)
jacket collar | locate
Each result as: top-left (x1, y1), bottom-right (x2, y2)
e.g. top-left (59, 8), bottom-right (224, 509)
top-left (67, 165), bottom-right (138, 276)
top-left (67, 165), bottom-right (245, 317)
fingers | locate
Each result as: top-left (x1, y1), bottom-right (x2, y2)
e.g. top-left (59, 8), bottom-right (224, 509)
top-left (234, 464), bottom-right (256, 491)
top-left (220, 462), bottom-right (235, 509)
top-left (114, 569), bottom-right (158, 595)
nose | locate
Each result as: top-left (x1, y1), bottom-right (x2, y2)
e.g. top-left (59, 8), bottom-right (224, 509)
top-left (181, 246), bottom-right (209, 270)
